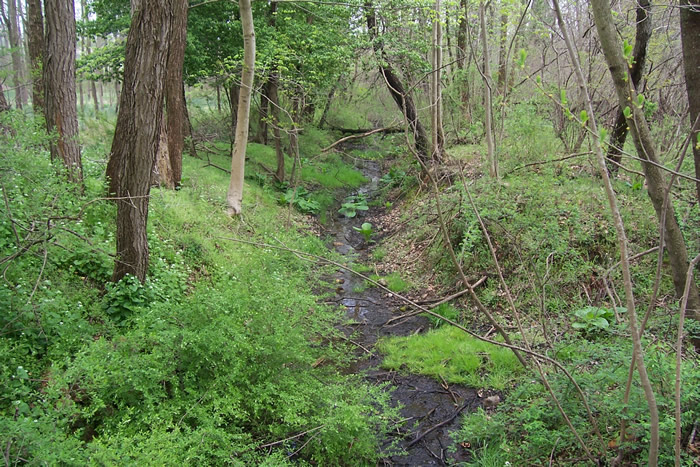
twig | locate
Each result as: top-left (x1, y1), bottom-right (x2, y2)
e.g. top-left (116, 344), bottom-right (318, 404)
top-left (256, 424), bottom-right (325, 450)
top-left (386, 277), bottom-right (487, 324)
top-left (439, 374), bottom-right (459, 405)
top-left (407, 402), bottom-right (469, 447)
top-left (337, 335), bottom-right (374, 355)
top-left (321, 126), bottom-right (400, 153)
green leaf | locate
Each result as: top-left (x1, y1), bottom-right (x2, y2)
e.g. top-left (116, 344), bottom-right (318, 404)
top-left (636, 93), bottom-right (645, 108)
top-left (623, 106), bottom-right (632, 119)
top-left (580, 110), bottom-right (588, 125)
top-left (517, 48), bottom-right (527, 68)
top-left (560, 89), bottom-right (567, 106)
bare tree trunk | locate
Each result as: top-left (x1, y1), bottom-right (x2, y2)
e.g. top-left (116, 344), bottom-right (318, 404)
top-left (456, 0), bottom-right (467, 69)
top-left (497, 9), bottom-right (508, 94)
top-left (44, 0), bottom-right (82, 185)
top-left (27, 0), bottom-right (44, 114)
top-left (680, 0), bottom-right (700, 203)
top-left (152, 116), bottom-right (173, 188)
top-left (226, 0), bottom-right (255, 215)
top-left (108, 0), bottom-right (172, 282)
top-left (606, 0), bottom-right (651, 170)
top-left (269, 72), bottom-right (284, 183)
top-left (318, 75), bottom-right (340, 129)
top-left (5, 0), bottom-right (28, 108)
top-left (257, 78), bottom-right (270, 144)
top-left (0, 80), bottom-right (10, 112)
top-left (365, 1), bottom-right (430, 165)
top-left (165, 0), bottom-right (188, 188)
top-left (182, 83), bottom-right (198, 159)
top-left (480, 1), bottom-right (497, 178)
top-left (431, 0), bottom-right (444, 161)
top-left (591, 0), bottom-right (700, 321)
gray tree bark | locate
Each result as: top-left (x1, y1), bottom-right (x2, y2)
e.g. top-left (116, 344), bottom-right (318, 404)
top-left (27, 0), bottom-right (44, 114)
top-left (3, 0), bottom-right (28, 108)
top-left (44, 0), bottom-right (82, 184)
top-left (165, 0), bottom-right (188, 188)
top-left (680, 0), bottom-right (700, 203)
top-left (108, 0), bottom-right (172, 282)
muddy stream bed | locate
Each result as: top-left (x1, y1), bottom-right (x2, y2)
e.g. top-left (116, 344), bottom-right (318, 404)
top-left (323, 158), bottom-right (485, 465)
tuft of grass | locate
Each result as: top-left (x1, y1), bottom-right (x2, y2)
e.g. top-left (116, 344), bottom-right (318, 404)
top-left (370, 271), bottom-right (410, 292)
top-left (377, 326), bottom-right (522, 389)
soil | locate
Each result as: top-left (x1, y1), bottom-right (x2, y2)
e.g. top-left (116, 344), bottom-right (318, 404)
top-left (324, 157), bottom-right (489, 466)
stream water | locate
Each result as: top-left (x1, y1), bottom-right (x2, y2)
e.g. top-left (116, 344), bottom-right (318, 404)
top-left (326, 158), bottom-right (480, 465)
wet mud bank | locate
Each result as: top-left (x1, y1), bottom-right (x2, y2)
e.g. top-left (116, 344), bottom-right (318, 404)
top-left (325, 158), bottom-right (483, 465)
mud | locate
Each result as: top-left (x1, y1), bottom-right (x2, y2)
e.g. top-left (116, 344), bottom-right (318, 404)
top-left (326, 158), bottom-right (482, 465)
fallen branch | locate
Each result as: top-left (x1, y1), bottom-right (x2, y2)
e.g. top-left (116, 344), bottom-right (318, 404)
top-left (322, 126), bottom-right (401, 153)
top-left (407, 402), bottom-right (469, 447)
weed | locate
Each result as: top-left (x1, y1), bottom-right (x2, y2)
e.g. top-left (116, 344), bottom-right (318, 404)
top-left (338, 193), bottom-right (369, 218)
top-left (353, 222), bottom-right (374, 242)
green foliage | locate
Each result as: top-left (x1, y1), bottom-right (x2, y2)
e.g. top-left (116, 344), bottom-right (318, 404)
top-left (378, 326), bottom-right (522, 390)
top-left (571, 306), bottom-right (625, 334)
top-left (279, 186), bottom-right (321, 214)
top-left (353, 222), bottom-right (374, 242)
top-left (454, 340), bottom-right (700, 465)
top-left (338, 193), bottom-right (369, 218)
top-left (371, 271), bottom-right (410, 293)
top-left (0, 111), bottom-right (397, 465)
top-left (426, 303), bottom-right (461, 328)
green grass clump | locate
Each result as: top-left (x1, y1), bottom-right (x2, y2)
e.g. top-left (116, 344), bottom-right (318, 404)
top-left (371, 271), bottom-right (410, 292)
top-left (377, 326), bottom-right (522, 389)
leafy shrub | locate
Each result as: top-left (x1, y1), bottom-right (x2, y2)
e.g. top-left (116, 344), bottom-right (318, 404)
top-left (279, 186), bottom-right (321, 214)
top-left (571, 305), bottom-right (625, 334)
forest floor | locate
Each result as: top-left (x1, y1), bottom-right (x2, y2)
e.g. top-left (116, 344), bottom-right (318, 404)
top-left (324, 154), bottom-right (497, 465)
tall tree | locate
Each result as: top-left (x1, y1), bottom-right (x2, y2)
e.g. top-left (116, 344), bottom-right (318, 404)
top-left (44, 0), bottom-right (82, 184)
top-left (480, 0), bottom-right (497, 178)
top-left (2, 0), bottom-right (28, 108)
top-left (606, 0), bottom-right (652, 170)
top-left (108, 0), bottom-right (172, 282)
top-left (27, 0), bottom-right (44, 113)
top-left (226, 0), bottom-right (255, 215)
top-left (365, 0), bottom-right (430, 165)
top-left (591, 0), bottom-right (700, 321)
top-left (165, 0), bottom-right (188, 188)
top-left (680, 0), bottom-right (700, 202)
top-left (431, 0), bottom-right (444, 161)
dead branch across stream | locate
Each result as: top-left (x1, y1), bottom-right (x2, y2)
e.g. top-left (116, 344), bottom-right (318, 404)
top-left (322, 126), bottom-right (403, 152)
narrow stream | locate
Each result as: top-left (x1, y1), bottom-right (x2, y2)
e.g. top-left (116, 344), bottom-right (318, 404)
top-left (327, 158), bottom-right (478, 466)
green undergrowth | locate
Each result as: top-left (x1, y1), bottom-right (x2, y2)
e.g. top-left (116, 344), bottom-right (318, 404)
top-left (193, 138), bottom-right (366, 223)
top-left (377, 326), bottom-right (522, 390)
top-left (453, 337), bottom-right (700, 465)
top-left (0, 111), bottom-right (397, 465)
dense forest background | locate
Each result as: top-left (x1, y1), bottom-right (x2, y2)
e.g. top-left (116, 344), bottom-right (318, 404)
top-left (0, 0), bottom-right (699, 465)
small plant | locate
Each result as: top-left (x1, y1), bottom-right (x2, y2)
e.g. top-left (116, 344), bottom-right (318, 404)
top-left (380, 167), bottom-right (406, 187)
top-left (280, 187), bottom-right (321, 214)
top-left (338, 194), bottom-right (369, 218)
top-left (353, 222), bottom-right (374, 242)
top-left (571, 306), bottom-right (624, 333)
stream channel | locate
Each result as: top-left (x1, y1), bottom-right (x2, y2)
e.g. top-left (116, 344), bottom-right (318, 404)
top-left (324, 157), bottom-right (483, 465)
